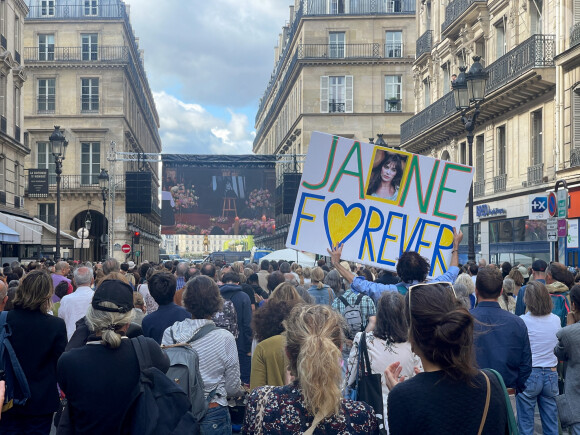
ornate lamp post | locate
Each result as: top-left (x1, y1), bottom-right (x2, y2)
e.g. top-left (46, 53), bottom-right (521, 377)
top-left (49, 126), bottom-right (68, 261)
top-left (98, 168), bottom-right (109, 260)
top-left (80, 209), bottom-right (92, 263)
top-left (452, 56), bottom-right (488, 262)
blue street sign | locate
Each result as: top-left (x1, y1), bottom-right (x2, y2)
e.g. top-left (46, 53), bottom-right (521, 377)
top-left (548, 192), bottom-right (557, 217)
top-left (531, 197), bottom-right (547, 213)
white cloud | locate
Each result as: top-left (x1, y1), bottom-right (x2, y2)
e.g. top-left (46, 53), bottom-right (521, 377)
top-left (154, 91), bottom-right (254, 155)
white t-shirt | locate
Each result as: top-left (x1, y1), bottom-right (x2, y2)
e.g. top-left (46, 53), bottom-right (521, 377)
top-left (520, 312), bottom-right (561, 367)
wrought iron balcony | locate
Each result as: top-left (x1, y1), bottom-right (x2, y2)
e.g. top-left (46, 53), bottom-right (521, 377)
top-left (37, 97), bottom-right (55, 114)
top-left (570, 148), bottom-right (580, 167)
top-left (400, 92), bottom-right (456, 144)
top-left (493, 174), bottom-right (507, 193)
top-left (441, 0), bottom-right (487, 34)
top-left (26, 3), bottom-right (127, 20)
top-left (385, 99), bottom-right (402, 112)
top-left (416, 30), bottom-right (433, 59)
top-left (486, 34), bottom-right (555, 95)
top-left (527, 163), bottom-right (544, 186)
top-left (304, 0), bottom-right (415, 15)
top-left (298, 43), bottom-right (380, 59)
top-left (400, 34), bottom-right (555, 146)
top-left (329, 101), bottom-right (346, 113)
top-left (571, 22), bottom-right (580, 48)
top-left (474, 180), bottom-right (485, 198)
top-left (385, 43), bottom-right (403, 58)
top-left (24, 46), bottom-right (129, 63)
top-left (25, 174), bottom-right (125, 195)
top-left (81, 96), bottom-right (99, 113)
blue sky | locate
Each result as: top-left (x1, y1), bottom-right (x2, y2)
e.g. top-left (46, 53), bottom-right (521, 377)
top-left (123, 0), bottom-right (290, 155)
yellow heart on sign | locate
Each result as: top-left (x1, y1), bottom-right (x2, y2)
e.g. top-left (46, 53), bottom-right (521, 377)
top-left (325, 201), bottom-right (364, 248)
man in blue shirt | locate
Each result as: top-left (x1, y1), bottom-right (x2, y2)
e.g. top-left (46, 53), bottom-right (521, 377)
top-left (515, 259), bottom-right (547, 316)
top-left (328, 229), bottom-right (463, 302)
top-left (142, 271), bottom-right (191, 343)
top-left (471, 266), bottom-right (532, 396)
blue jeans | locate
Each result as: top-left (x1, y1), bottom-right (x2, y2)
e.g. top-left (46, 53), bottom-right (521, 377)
top-left (516, 367), bottom-right (559, 435)
top-left (570, 423), bottom-right (580, 435)
top-left (199, 405), bottom-right (232, 435)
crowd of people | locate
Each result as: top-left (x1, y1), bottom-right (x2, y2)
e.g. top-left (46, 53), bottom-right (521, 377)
top-left (0, 237), bottom-right (579, 434)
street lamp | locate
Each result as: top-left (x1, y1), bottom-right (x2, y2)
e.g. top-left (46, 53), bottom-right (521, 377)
top-left (50, 126), bottom-right (68, 261)
top-left (80, 209), bottom-right (92, 263)
top-left (98, 168), bottom-right (109, 260)
top-left (452, 56), bottom-right (489, 262)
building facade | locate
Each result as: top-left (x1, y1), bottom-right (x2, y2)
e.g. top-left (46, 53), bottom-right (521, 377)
top-left (22, 0), bottom-right (162, 262)
top-left (253, 0), bottom-right (417, 249)
top-left (162, 234), bottom-right (252, 260)
top-left (400, 0), bottom-right (575, 266)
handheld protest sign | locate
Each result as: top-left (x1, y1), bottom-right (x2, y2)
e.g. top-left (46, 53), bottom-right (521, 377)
top-left (286, 132), bottom-right (473, 278)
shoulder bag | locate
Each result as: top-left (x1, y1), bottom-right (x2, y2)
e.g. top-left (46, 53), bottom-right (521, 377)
top-left (478, 371), bottom-right (491, 435)
top-left (488, 368), bottom-right (519, 435)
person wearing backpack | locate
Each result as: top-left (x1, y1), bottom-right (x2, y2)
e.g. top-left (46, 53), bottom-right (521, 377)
top-left (0, 270), bottom-right (67, 434)
top-left (56, 279), bottom-right (172, 434)
top-left (163, 276), bottom-right (245, 435)
top-left (545, 262), bottom-right (574, 327)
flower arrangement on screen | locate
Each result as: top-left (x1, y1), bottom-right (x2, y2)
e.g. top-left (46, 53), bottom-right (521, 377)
top-left (246, 188), bottom-right (272, 210)
top-left (225, 218), bottom-right (276, 235)
top-left (175, 224), bottom-right (200, 234)
top-left (170, 184), bottom-right (199, 210)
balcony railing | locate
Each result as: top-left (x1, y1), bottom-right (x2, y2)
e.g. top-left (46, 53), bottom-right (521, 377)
top-left (25, 174), bottom-right (125, 194)
top-left (571, 22), bottom-right (580, 48)
top-left (27, 3), bottom-right (127, 20)
top-left (486, 34), bottom-right (555, 95)
top-left (385, 99), bottom-right (402, 112)
top-left (401, 34), bottom-right (555, 145)
top-left (329, 101), bottom-right (346, 113)
top-left (24, 46), bottom-right (129, 62)
top-left (474, 180), bottom-right (485, 198)
top-left (385, 43), bottom-right (403, 58)
top-left (304, 0), bottom-right (415, 15)
top-left (298, 43), bottom-right (380, 59)
top-left (441, 0), bottom-right (487, 34)
top-left (527, 163), bottom-right (544, 186)
top-left (571, 148), bottom-right (580, 168)
top-left (416, 30), bottom-right (433, 58)
top-left (37, 97), bottom-right (55, 114)
top-left (81, 96), bottom-right (99, 113)
top-left (493, 174), bottom-right (507, 193)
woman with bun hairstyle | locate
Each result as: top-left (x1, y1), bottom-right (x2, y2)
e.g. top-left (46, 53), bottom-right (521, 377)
top-left (243, 304), bottom-right (379, 434)
top-left (385, 283), bottom-right (508, 434)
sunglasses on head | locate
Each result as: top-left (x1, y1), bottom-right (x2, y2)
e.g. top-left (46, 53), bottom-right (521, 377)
top-left (408, 282), bottom-right (457, 325)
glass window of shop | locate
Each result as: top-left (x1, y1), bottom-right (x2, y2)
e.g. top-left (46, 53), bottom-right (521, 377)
top-left (459, 223), bottom-right (481, 245)
top-left (489, 217), bottom-right (548, 265)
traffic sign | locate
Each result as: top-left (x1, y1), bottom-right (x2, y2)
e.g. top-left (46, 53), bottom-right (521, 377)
top-left (135, 250), bottom-right (141, 257)
top-left (558, 219), bottom-right (568, 237)
top-left (547, 217), bottom-right (558, 230)
top-left (548, 192), bottom-right (557, 217)
top-left (121, 243), bottom-right (131, 254)
top-left (548, 231), bottom-right (558, 242)
top-left (557, 188), bottom-right (568, 218)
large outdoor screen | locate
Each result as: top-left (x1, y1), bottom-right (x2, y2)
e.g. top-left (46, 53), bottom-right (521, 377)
top-left (161, 155), bottom-right (277, 236)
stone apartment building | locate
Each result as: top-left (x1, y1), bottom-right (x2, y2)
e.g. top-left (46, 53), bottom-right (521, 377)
top-left (401, 0), bottom-right (580, 266)
top-left (253, 0), bottom-right (417, 248)
top-left (22, 0), bottom-right (161, 262)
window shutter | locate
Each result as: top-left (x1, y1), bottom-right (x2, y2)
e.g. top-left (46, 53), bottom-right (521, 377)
top-left (575, 0), bottom-right (580, 24)
top-left (574, 90), bottom-right (580, 148)
top-left (320, 76), bottom-right (329, 113)
top-left (345, 75), bottom-right (353, 113)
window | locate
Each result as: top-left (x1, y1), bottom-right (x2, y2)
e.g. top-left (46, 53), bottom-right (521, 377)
top-left (330, 0), bottom-right (345, 13)
top-left (320, 75), bottom-right (353, 113)
top-left (37, 142), bottom-right (56, 184)
top-left (476, 135), bottom-right (485, 181)
top-left (459, 142), bottom-right (466, 165)
top-left (574, 89), bottom-right (580, 150)
top-left (475, 38), bottom-right (486, 67)
top-left (423, 79), bottom-right (430, 107)
top-left (81, 78), bottom-right (99, 112)
top-left (0, 73), bottom-right (5, 120)
top-left (13, 16), bottom-right (20, 57)
top-left (38, 34), bottom-right (55, 61)
top-left (84, 0), bottom-right (98, 16)
top-left (385, 75), bottom-right (402, 112)
top-left (14, 86), bottom-right (20, 140)
top-left (329, 32), bottom-right (345, 58)
top-left (14, 163), bottom-right (20, 198)
top-left (495, 20), bottom-right (506, 59)
top-left (81, 142), bottom-right (100, 185)
top-left (497, 125), bottom-right (506, 175)
top-left (81, 33), bottom-right (98, 61)
top-left (38, 203), bottom-right (56, 225)
top-left (386, 0), bottom-right (402, 12)
top-left (41, 0), bottom-right (55, 16)
top-left (385, 31), bottom-right (402, 57)
top-left (0, 157), bottom-right (4, 192)
top-left (426, 1), bottom-right (431, 30)
top-left (531, 109), bottom-right (542, 165)
top-left (37, 78), bottom-right (55, 113)
top-left (442, 63), bottom-right (450, 94)
top-left (530, 0), bottom-right (543, 34)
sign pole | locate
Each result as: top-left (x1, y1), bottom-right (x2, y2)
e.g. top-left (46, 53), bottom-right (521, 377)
top-left (554, 179), bottom-right (569, 263)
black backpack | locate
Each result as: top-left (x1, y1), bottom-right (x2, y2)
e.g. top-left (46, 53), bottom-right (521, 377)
top-left (338, 294), bottom-right (365, 340)
top-left (128, 336), bottom-right (198, 435)
top-left (0, 311), bottom-right (30, 413)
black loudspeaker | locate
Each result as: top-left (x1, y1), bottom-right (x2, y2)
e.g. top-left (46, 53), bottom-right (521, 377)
top-left (126, 172), bottom-right (152, 214)
top-left (283, 173), bottom-right (301, 214)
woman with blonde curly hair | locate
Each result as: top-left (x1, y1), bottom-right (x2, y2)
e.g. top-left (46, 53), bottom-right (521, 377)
top-left (269, 282), bottom-right (302, 303)
top-left (243, 304), bottom-right (379, 434)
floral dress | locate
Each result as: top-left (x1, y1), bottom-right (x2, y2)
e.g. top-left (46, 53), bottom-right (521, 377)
top-left (243, 381), bottom-right (379, 434)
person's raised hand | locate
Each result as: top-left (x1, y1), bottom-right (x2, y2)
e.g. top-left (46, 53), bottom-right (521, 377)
top-left (453, 228), bottom-right (463, 248)
top-left (326, 243), bottom-right (344, 266)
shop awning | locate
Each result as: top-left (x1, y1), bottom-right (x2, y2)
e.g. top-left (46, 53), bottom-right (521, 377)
top-left (32, 218), bottom-right (77, 241)
top-left (0, 213), bottom-right (43, 244)
top-left (0, 222), bottom-right (19, 243)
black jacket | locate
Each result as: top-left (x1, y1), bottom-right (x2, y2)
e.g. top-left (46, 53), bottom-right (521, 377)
top-left (220, 284), bottom-right (252, 353)
top-left (5, 307), bottom-right (67, 415)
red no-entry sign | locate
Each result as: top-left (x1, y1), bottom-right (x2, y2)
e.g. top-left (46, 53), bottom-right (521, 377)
top-left (121, 244), bottom-right (131, 254)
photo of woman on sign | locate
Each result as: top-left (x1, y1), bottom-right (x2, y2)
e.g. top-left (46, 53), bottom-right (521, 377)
top-left (366, 148), bottom-right (408, 202)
